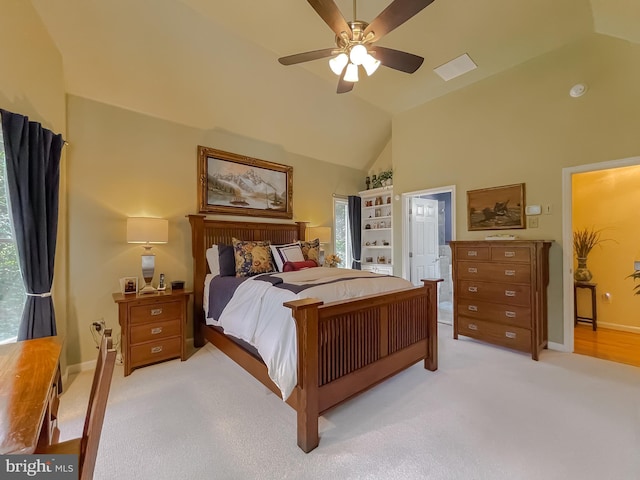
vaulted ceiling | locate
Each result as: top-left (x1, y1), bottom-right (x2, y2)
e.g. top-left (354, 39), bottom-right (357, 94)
top-left (31, 0), bottom-right (639, 170)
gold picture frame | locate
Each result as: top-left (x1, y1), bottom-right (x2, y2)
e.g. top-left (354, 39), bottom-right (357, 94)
top-left (467, 183), bottom-right (526, 231)
top-left (197, 146), bottom-right (293, 219)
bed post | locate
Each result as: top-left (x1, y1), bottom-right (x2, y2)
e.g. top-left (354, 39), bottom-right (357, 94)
top-left (423, 279), bottom-right (442, 371)
top-left (284, 297), bottom-right (323, 453)
top-left (188, 214), bottom-right (207, 348)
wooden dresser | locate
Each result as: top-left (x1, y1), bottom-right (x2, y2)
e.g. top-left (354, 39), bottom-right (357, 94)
top-left (451, 240), bottom-right (552, 360)
top-left (113, 289), bottom-right (191, 376)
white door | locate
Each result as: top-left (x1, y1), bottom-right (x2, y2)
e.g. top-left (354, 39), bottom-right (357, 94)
top-left (410, 198), bottom-right (439, 286)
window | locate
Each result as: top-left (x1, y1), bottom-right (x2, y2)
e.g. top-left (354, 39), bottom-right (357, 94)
top-left (0, 131), bottom-right (25, 343)
top-left (333, 197), bottom-right (352, 268)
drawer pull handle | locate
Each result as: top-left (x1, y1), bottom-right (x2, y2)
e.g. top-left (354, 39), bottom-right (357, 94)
top-left (504, 251), bottom-right (516, 257)
top-left (505, 311), bottom-right (516, 318)
top-left (151, 308), bottom-right (163, 316)
top-left (151, 346), bottom-right (163, 354)
top-left (505, 290), bottom-right (516, 297)
top-left (468, 267), bottom-right (478, 273)
top-left (151, 327), bottom-right (163, 335)
top-left (467, 251), bottom-right (478, 257)
top-left (468, 305), bottom-right (478, 312)
top-left (468, 286), bottom-right (478, 293)
top-left (505, 331), bottom-right (517, 339)
top-left (468, 323), bottom-right (478, 331)
top-left (505, 270), bottom-right (516, 276)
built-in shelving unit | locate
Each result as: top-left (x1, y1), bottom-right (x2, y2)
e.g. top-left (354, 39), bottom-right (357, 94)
top-left (359, 186), bottom-right (393, 275)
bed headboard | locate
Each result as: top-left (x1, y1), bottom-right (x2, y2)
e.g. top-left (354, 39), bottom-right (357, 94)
top-left (187, 214), bottom-right (307, 346)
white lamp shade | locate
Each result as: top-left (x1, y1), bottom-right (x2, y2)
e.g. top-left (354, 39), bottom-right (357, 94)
top-left (344, 63), bottom-right (359, 82)
top-left (362, 54), bottom-right (381, 76)
top-left (127, 217), bottom-right (168, 244)
top-left (307, 226), bottom-right (332, 244)
top-left (349, 44), bottom-right (368, 66)
top-left (329, 53), bottom-right (348, 75)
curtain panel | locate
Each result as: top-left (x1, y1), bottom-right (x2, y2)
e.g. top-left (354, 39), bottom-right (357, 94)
top-left (0, 109), bottom-right (63, 340)
top-left (348, 195), bottom-right (361, 270)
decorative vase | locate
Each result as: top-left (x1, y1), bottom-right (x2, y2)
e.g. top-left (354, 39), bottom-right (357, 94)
top-left (574, 257), bottom-right (593, 282)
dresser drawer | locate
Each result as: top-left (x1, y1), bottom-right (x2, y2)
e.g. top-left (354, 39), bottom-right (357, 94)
top-left (456, 298), bottom-right (531, 328)
top-left (130, 301), bottom-right (182, 324)
top-left (457, 317), bottom-right (531, 353)
top-left (457, 261), bottom-right (531, 284)
top-left (490, 246), bottom-right (531, 263)
top-left (458, 280), bottom-right (531, 306)
top-left (455, 246), bottom-right (489, 260)
top-left (130, 336), bottom-right (181, 367)
top-left (130, 318), bottom-right (181, 344)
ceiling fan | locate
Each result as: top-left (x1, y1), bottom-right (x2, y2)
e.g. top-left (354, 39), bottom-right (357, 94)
top-left (278, 0), bottom-right (436, 94)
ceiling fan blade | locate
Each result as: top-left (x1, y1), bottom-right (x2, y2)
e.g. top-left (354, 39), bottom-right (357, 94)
top-left (307, 0), bottom-right (352, 39)
top-left (337, 68), bottom-right (354, 94)
top-left (364, 0), bottom-right (435, 42)
top-left (278, 48), bottom-right (336, 66)
top-left (371, 46), bottom-right (424, 73)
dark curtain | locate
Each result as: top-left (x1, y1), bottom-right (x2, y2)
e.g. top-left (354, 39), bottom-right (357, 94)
top-left (1, 109), bottom-right (63, 340)
top-left (348, 195), bottom-right (361, 270)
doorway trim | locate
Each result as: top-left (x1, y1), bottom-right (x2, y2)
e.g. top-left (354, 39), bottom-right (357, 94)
top-left (401, 185), bottom-right (457, 281)
top-left (562, 155), bottom-right (640, 352)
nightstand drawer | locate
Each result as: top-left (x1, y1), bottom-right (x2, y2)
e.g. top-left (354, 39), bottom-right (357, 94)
top-left (130, 318), bottom-right (181, 344)
top-left (130, 337), bottom-right (181, 367)
top-left (130, 301), bottom-right (181, 324)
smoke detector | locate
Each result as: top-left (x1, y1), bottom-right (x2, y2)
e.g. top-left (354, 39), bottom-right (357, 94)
top-left (569, 83), bottom-right (588, 98)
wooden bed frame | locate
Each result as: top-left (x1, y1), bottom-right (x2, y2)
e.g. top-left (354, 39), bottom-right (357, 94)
top-left (188, 214), bottom-right (439, 452)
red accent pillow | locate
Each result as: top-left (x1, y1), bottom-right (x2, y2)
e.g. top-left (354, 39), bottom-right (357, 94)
top-left (282, 260), bottom-right (318, 272)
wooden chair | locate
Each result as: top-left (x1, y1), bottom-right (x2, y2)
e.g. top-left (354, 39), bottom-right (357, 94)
top-left (37, 329), bottom-right (117, 480)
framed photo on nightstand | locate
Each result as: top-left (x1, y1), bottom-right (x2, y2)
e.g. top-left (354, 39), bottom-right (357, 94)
top-left (119, 277), bottom-right (138, 294)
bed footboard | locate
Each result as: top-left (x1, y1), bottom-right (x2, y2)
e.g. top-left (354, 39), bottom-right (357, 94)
top-left (284, 279), bottom-right (439, 453)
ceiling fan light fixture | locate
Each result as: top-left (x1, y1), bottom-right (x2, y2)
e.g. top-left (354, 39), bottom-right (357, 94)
top-left (349, 44), bottom-right (368, 66)
top-left (329, 53), bottom-right (349, 75)
top-left (362, 54), bottom-right (381, 76)
top-left (344, 63), bottom-right (359, 82)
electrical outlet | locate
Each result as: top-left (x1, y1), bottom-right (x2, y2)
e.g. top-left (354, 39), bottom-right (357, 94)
top-left (528, 216), bottom-right (539, 228)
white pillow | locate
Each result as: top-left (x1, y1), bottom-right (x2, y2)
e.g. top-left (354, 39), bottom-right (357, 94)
top-left (206, 245), bottom-right (220, 276)
top-left (270, 243), bottom-right (305, 272)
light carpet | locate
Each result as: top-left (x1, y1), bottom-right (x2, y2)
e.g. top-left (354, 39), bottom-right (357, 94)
top-left (58, 324), bottom-right (640, 480)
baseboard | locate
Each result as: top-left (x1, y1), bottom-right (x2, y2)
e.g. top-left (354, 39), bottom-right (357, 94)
top-left (597, 322), bottom-right (640, 334)
top-left (548, 341), bottom-right (570, 352)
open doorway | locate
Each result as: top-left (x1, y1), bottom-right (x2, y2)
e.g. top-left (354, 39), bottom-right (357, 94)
top-left (562, 156), bottom-right (640, 366)
top-left (402, 186), bottom-right (456, 325)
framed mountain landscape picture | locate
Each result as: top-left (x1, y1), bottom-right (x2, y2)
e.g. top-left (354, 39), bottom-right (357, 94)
top-left (198, 146), bottom-right (293, 219)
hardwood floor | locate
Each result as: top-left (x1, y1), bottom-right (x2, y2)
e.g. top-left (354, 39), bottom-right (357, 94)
top-left (574, 324), bottom-right (640, 367)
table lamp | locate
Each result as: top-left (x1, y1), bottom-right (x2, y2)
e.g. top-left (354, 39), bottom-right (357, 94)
top-left (127, 217), bottom-right (168, 294)
top-left (307, 226), bottom-right (331, 266)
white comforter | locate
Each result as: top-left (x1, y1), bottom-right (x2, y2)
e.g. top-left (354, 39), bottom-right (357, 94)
top-left (206, 268), bottom-right (413, 400)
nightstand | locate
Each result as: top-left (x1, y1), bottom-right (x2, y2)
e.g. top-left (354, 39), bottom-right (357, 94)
top-left (113, 289), bottom-right (192, 376)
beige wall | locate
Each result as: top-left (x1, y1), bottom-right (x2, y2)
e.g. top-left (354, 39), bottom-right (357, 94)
top-left (393, 34), bottom-right (640, 344)
top-left (573, 165), bottom-right (640, 331)
top-left (66, 95), bottom-right (363, 364)
top-left (0, 1), bottom-right (69, 367)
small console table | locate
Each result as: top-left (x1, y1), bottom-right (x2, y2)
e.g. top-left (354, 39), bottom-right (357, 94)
top-left (574, 282), bottom-right (597, 331)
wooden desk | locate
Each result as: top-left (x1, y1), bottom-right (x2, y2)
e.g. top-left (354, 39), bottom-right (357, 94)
top-left (0, 336), bottom-right (62, 454)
